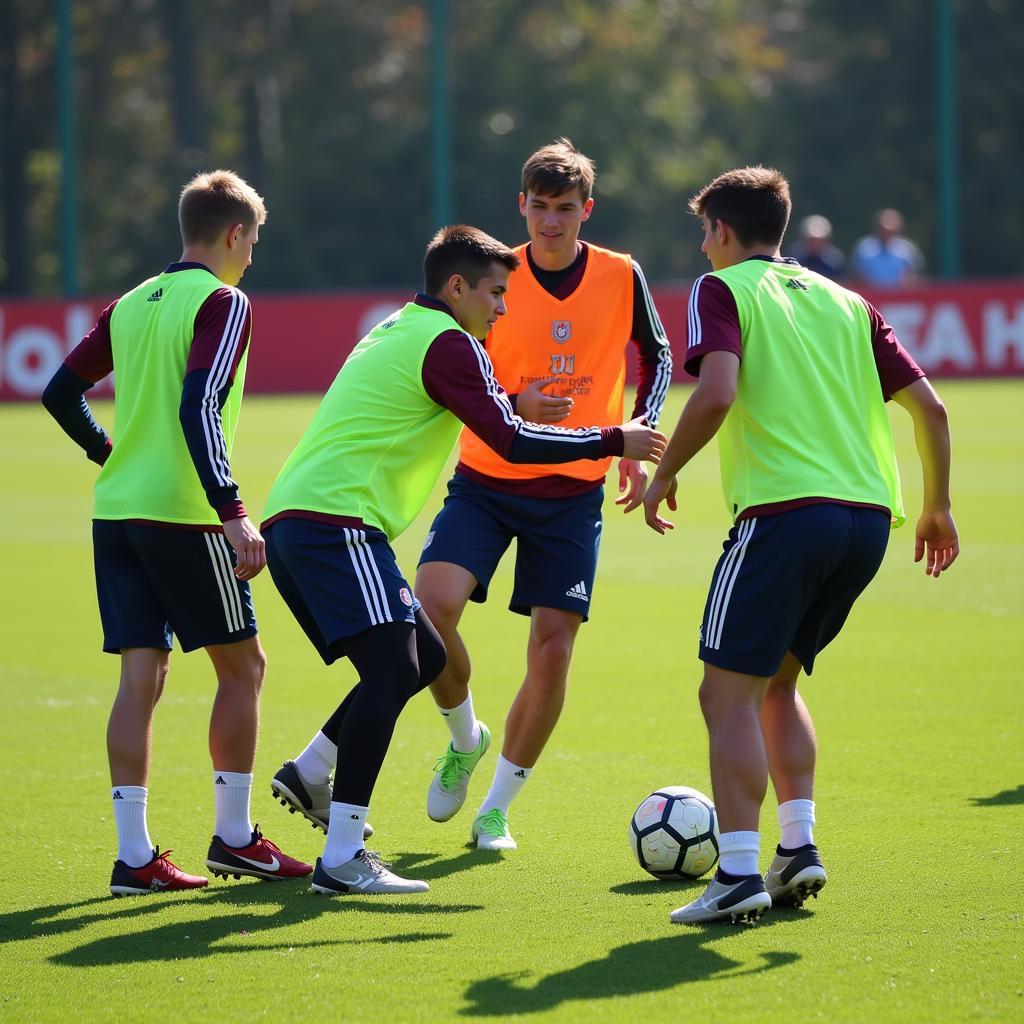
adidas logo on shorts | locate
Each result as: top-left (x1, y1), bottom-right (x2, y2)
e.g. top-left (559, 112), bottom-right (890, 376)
top-left (565, 580), bottom-right (589, 602)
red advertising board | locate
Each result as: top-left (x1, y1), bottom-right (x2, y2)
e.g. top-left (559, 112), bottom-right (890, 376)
top-left (2, 280), bottom-right (1022, 400)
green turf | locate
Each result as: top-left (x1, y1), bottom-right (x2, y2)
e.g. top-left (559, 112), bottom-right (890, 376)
top-left (1, 382), bottom-right (1021, 1023)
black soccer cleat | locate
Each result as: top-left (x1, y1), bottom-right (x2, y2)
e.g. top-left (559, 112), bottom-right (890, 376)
top-left (764, 843), bottom-right (827, 907)
top-left (270, 760), bottom-right (373, 839)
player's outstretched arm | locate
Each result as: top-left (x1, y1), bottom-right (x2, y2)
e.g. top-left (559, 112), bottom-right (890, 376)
top-left (891, 378), bottom-right (959, 576)
top-left (619, 418), bottom-right (667, 463)
top-left (421, 329), bottom-right (666, 466)
top-left (637, 351), bottom-right (739, 533)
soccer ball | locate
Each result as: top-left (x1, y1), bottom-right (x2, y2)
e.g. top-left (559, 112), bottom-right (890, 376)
top-left (629, 786), bottom-right (720, 880)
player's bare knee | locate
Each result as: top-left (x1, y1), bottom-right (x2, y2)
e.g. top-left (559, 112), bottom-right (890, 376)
top-left (418, 594), bottom-right (461, 635)
top-left (252, 647), bottom-right (268, 690)
top-left (698, 677), bottom-right (717, 723)
top-left (153, 662), bottom-right (169, 704)
top-left (697, 675), bottom-right (742, 726)
top-left (531, 632), bottom-right (574, 680)
top-left (118, 655), bottom-right (168, 705)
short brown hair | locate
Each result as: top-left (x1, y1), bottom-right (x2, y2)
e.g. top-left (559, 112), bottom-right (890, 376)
top-left (688, 166), bottom-right (792, 248)
top-left (521, 138), bottom-right (596, 201)
top-left (423, 225), bottom-right (520, 295)
top-left (178, 170), bottom-right (267, 245)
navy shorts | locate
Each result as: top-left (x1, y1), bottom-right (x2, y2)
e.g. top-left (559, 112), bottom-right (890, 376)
top-left (265, 518), bottom-right (419, 665)
top-left (93, 520), bottom-right (257, 655)
top-left (417, 474), bottom-right (604, 620)
top-left (699, 504), bottom-right (890, 676)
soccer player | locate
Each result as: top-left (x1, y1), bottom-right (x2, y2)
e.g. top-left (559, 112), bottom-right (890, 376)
top-left (263, 225), bottom-right (665, 894)
top-left (41, 170), bottom-right (311, 895)
top-left (405, 138), bottom-right (673, 852)
top-left (641, 166), bottom-right (958, 924)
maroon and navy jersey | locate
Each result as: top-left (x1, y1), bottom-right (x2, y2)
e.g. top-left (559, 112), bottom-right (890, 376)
top-left (683, 260), bottom-right (926, 519)
top-left (41, 261), bottom-right (252, 526)
top-left (683, 267), bottom-right (924, 399)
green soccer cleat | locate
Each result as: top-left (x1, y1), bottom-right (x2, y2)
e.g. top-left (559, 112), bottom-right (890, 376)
top-left (426, 722), bottom-right (491, 822)
top-left (471, 807), bottom-right (516, 851)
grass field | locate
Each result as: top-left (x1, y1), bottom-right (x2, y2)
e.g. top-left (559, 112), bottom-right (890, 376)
top-left (1, 382), bottom-right (1021, 1023)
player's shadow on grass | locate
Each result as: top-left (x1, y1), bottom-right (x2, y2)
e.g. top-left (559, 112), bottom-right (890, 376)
top-left (970, 784), bottom-right (1024, 806)
top-left (460, 920), bottom-right (802, 1016)
top-left (388, 848), bottom-right (507, 881)
top-left (0, 896), bottom-right (118, 948)
top-left (1, 883), bottom-right (481, 968)
top-left (608, 879), bottom-right (700, 896)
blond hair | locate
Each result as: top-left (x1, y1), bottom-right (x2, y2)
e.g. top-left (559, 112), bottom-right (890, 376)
top-left (178, 170), bottom-right (267, 245)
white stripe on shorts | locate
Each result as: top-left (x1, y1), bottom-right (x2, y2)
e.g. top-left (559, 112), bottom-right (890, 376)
top-left (216, 534), bottom-right (246, 631)
top-left (705, 517), bottom-right (757, 651)
top-left (204, 532), bottom-right (242, 633)
top-left (343, 529), bottom-right (393, 626)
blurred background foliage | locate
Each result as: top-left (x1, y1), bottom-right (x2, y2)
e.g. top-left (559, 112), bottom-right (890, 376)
top-left (1, 0), bottom-right (1020, 295)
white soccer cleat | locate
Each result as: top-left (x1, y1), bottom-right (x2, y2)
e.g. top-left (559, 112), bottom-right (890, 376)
top-left (310, 850), bottom-right (429, 895)
top-left (427, 722), bottom-right (491, 822)
top-left (471, 808), bottom-right (517, 851)
top-left (669, 873), bottom-right (771, 925)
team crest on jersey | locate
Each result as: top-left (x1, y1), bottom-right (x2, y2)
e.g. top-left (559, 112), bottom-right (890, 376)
top-left (552, 320), bottom-right (572, 344)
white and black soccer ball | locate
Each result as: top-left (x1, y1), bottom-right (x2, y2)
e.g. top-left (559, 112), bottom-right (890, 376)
top-left (629, 786), bottom-right (720, 880)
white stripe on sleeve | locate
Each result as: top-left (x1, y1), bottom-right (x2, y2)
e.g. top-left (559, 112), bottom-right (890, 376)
top-left (687, 275), bottom-right (707, 351)
top-left (200, 290), bottom-right (247, 488)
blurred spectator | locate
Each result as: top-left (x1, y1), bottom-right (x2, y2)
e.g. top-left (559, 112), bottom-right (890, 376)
top-left (788, 214), bottom-right (846, 281)
top-left (850, 208), bottom-right (925, 288)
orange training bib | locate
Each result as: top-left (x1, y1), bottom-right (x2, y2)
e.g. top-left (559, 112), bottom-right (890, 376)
top-left (460, 242), bottom-right (634, 482)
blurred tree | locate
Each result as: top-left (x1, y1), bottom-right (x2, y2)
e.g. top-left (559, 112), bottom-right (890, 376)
top-left (0, 3), bottom-right (55, 294)
top-left (0, 3), bottom-right (28, 293)
top-left (448, 0), bottom-right (790, 279)
top-left (747, 0), bottom-right (1022, 280)
top-left (0, 0), bottom-right (1020, 295)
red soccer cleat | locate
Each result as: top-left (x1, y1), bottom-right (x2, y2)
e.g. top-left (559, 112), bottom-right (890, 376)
top-left (109, 847), bottom-right (209, 896)
top-left (205, 825), bottom-right (313, 881)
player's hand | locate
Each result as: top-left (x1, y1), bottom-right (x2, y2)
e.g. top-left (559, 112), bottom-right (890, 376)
top-left (516, 376), bottom-right (574, 424)
top-left (914, 508), bottom-right (959, 577)
top-left (223, 515), bottom-right (267, 580)
top-left (620, 418), bottom-right (667, 463)
top-left (642, 473), bottom-right (678, 534)
top-left (615, 458), bottom-right (649, 513)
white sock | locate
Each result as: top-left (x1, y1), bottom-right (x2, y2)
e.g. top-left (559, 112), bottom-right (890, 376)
top-left (718, 830), bottom-right (760, 877)
top-left (112, 786), bottom-right (154, 867)
top-left (438, 694), bottom-right (481, 753)
top-left (294, 730), bottom-right (338, 786)
top-left (323, 801), bottom-right (369, 868)
top-left (213, 771), bottom-right (254, 847)
top-left (477, 755), bottom-right (532, 816)
top-left (778, 799), bottom-right (815, 849)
